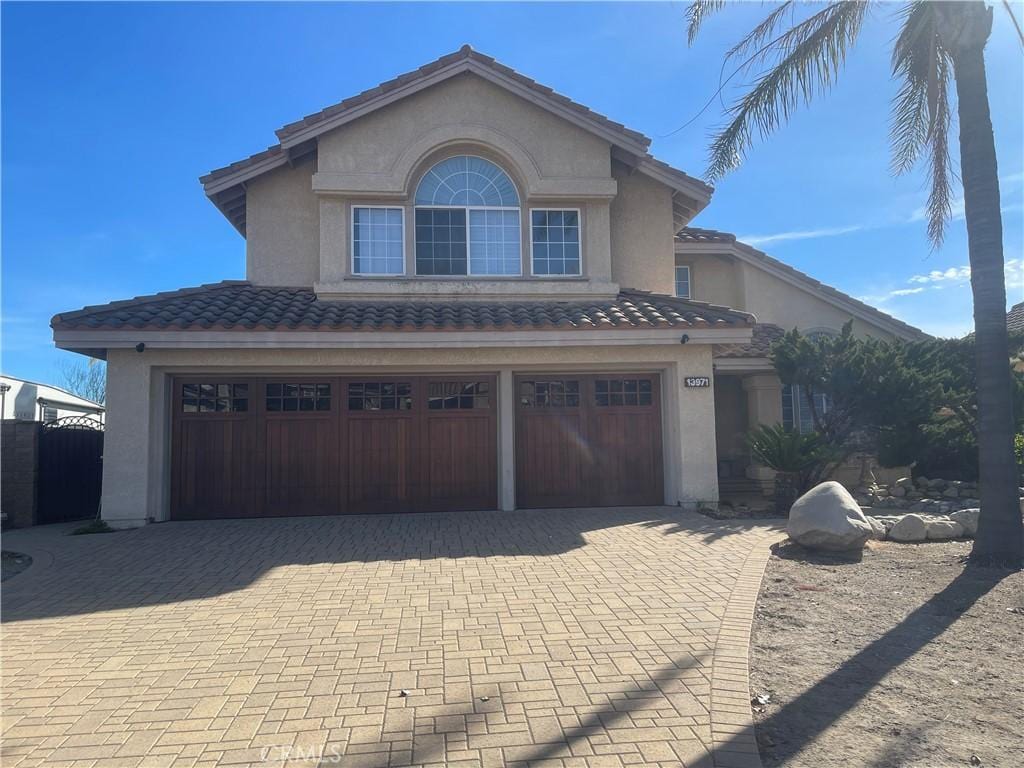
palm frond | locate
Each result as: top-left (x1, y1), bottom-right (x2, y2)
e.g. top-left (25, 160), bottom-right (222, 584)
top-left (686, 0), bottom-right (726, 46)
top-left (724, 1), bottom-right (797, 71)
top-left (890, 1), bottom-right (954, 247)
top-left (706, 2), bottom-right (868, 180)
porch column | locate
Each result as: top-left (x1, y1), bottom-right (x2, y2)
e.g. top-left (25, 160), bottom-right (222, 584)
top-left (101, 350), bottom-right (158, 528)
top-left (742, 373), bottom-right (783, 481)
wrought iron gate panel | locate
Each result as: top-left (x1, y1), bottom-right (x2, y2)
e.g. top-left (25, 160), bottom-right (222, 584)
top-left (37, 416), bottom-right (104, 524)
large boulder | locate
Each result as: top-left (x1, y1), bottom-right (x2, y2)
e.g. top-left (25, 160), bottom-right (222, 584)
top-left (950, 508), bottom-right (980, 537)
top-left (926, 519), bottom-right (965, 540)
top-left (866, 516), bottom-right (888, 540)
top-left (889, 514), bottom-right (928, 542)
top-left (788, 482), bottom-right (874, 551)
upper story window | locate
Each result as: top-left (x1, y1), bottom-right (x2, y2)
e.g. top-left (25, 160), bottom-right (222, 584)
top-left (352, 207), bottom-right (405, 275)
top-left (531, 209), bottom-right (581, 276)
top-left (414, 156), bottom-right (521, 276)
top-left (675, 265), bottom-right (691, 299)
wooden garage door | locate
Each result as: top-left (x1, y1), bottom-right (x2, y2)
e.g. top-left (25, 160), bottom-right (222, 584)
top-left (171, 376), bottom-right (497, 519)
top-left (515, 374), bottom-right (663, 509)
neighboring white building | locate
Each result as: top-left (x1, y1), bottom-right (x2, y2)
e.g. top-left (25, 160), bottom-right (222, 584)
top-left (0, 375), bottom-right (105, 423)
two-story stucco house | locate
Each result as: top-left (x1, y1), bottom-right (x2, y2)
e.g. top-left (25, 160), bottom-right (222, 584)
top-left (51, 47), bottom-right (923, 527)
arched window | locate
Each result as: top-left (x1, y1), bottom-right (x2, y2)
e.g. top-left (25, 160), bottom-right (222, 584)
top-left (414, 156), bottom-right (521, 276)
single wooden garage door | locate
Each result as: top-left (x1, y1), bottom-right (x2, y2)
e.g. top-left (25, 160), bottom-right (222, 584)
top-left (171, 376), bottom-right (497, 519)
top-left (515, 373), bottom-right (663, 509)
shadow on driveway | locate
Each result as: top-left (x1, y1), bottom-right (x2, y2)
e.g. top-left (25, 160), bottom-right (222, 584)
top-left (2, 507), bottom-right (776, 623)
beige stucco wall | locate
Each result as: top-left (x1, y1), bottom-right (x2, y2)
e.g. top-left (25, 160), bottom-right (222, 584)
top-left (99, 342), bottom-right (720, 527)
top-left (609, 163), bottom-right (676, 294)
top-left (317, 75), bottom-right (611, 179)
top-left (675, 252), bottom-right (743, 307)
top-left (740, 263), bottom-right (899, 339)
top-left (676, 247), bottom-right (903, 339)
top-left (241, 73), bottom-right (684, 297)
top-left (245, 159), bottom-right (320, 286)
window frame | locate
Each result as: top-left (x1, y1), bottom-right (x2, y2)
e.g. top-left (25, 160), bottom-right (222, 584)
top-left (350, 204), bottom-right (406, 277)
top-left (413, 203), bottom-right (523, 277)
top-left (529, 207), bottom-right (583, 278)
top-left (675, 265), bottom-right (692, 299)
top-left (413, 154), bottom-right (523, 278)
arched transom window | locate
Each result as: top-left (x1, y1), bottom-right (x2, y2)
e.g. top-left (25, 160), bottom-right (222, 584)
top-left (414, 155), bottom-right (521, 276)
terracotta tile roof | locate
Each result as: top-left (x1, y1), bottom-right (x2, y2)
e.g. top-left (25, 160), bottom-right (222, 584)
top-left (200, 145), bottom-right (284, 185)
top-left (675, 226), bottom-right (737, 244)
top-left (51, 282), bottom-right (754, 333)
top-left (200, 47), bottom-right (712, 235)
top-left (1008, 301), bottom-right (1024, 334)
top-left (275, 45), bottom-right (651, 148)
top-left (714, 324), bottom-right (785, 359)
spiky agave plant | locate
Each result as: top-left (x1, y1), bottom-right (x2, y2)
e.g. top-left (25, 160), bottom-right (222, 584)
top-left (687, 0), bottom-right (1021, 566)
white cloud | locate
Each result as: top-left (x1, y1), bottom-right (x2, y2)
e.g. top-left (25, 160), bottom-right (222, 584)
top-left (736, 224), bottom-right (864, 247)
top-left (860, 258), bottom-right (1022, 306)
top-left (908, 265), bottom-right (972, 284)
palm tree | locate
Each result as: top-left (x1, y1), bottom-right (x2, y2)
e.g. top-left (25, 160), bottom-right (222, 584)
top-left (686, 0), bottom-right (1021, 566)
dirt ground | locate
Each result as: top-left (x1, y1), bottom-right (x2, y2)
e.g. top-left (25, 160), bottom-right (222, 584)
top-left (750, 539), bottom-right (1024, 768)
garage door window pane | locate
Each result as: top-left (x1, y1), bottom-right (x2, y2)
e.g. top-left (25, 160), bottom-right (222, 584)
top-left (519, 380), bottom-right (580, 407)
top-left (428, 381), bottom-right (490, 409)
top-left (595, 379), bottom-right (652, 407)
top-left (266, 383), bottom-right (331, 412)
top-left (182, 382), bottom-right (248, 413)
top-left (348, 382), bottom-right (413, 411)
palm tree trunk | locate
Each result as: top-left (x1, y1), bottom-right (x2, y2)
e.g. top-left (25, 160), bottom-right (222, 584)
top-left (946, 5), bottom-right (1022, 567)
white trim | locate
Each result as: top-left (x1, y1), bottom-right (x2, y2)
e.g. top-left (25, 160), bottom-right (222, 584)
top-left (55, 327), bottom-right (753, 351)
top-left (528, 207), bottom-right (583, 278)
top-left (350, 204), bottom-right (407, 277)
top-left (675, 265), bottom-right (691, 299)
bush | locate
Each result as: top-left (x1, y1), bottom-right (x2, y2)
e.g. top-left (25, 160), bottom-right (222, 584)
top-left (912, 418), bottom-right (979, 482)
top-left (747, 424), bottom-right (830, 513)
top-left (71, 519), bottom-right (115, 535)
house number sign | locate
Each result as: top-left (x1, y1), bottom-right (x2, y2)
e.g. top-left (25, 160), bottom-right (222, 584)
top-left (684, 376), bottom-right (710, 388)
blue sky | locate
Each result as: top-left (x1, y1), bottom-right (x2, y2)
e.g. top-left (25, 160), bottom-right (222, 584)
top-left (3, 2), bottom-right (1023, 384)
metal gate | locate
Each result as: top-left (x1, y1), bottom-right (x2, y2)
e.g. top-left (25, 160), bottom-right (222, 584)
top-left (37, 416), bottom-right (104, 524)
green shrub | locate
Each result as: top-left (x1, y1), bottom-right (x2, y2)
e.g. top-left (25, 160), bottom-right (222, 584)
top-left (71, 519), bottom-right (115, 535)
top-left (747, 424), bottom-right (831, 513)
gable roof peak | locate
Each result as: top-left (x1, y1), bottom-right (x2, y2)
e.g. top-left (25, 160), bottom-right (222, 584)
top-left (272, 45), bottom-right (653, 151)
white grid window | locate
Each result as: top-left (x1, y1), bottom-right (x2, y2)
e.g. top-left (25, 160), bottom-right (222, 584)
top-left (531, 210), bottom-right (581, 276)
top-left (675, 265), bottom-right (691, 299)
top-left (353, 207), bottom-right (404, 275)
top-left (470, 209), bottom-right (521, 275)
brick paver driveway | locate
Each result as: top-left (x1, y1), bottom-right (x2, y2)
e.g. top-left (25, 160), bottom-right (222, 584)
top-left (2, 508), bottom-right (780, 768)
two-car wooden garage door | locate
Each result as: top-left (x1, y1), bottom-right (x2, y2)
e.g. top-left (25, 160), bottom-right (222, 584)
top-left (170, 373), bottom-right (662, 519)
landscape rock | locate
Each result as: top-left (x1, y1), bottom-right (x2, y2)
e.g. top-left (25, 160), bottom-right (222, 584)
top-left (788, 482), bottom-right (874, 551)
top-left (866, 516), bottom-right (887, 540)
top-left (926, 519), bottom-right (965, 540)
top-left (889, 514), bottom-right (928, 543)
top-left (950, 508), bottom-right (980, 537)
